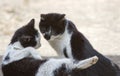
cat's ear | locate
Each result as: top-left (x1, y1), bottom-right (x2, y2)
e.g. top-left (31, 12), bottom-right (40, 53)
top-left (27, 19), bottom-right (35, 28)
top-left (41, 14), bottom-right (46, 21)
top-left (59, 14), bottom-right (66, 21)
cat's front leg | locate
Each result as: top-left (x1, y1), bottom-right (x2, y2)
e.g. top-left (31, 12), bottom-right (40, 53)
top-left (63, 56), bottom-right (98, 70)
top-left (13, 47), bottom-right (42, 60)
top-left (2, 47), bottom-right (32, 65)
top-left (2, 47), bottom-right (42, 65)
top-left (73, 56), bottom-right (98, 69)
top-left (26, 47), bottom-right (42, 59)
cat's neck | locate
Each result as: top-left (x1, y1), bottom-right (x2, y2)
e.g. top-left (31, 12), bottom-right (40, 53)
top-left (54, 20), bottom-right (72, 40)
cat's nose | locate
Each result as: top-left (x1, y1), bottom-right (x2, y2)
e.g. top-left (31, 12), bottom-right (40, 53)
top-left (44, 34), bottom-right (50, 40)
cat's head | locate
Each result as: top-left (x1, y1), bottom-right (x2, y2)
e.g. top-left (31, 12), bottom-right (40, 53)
top-left (10, 19), bottom-right (41, 49)
top-left (39, 13), bottom-right (66, 40)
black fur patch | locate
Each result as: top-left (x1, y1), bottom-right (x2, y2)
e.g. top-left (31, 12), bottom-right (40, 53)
top-left (2, 57), bottom-right (46, 76)
top-left (4, 53), bottom-right (10, 61)
top-left (63, 48), bottom-right (68, 58)
top-left (54, 64), bottom-right (70, 76)
top-left (67, 20), bottom-right (78, 34)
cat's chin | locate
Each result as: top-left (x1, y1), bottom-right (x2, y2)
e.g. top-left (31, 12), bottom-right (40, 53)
top-left (48, 37), bottom-right (59, 41)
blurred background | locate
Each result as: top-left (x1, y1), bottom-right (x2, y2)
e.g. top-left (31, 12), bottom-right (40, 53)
top-left (0, 0), bottom-right (120, 68)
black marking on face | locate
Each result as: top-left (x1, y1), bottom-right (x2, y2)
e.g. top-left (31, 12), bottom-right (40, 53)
top-left (63, 48), bottom-right (68, 58)
top-left (10, 19), bottom-right (40, 48)
top-left (4, 53), bottom-right (10, 61)
top-left (39, 13), bottom-right (66, 40)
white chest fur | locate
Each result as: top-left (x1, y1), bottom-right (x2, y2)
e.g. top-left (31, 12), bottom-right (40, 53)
top-left (48, 26), bottom-right (73, 58)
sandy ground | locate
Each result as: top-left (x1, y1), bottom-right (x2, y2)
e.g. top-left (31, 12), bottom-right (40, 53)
top-left (0, 0), bottom-right (120, 75)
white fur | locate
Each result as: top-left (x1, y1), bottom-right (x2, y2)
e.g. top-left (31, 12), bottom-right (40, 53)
top-left (48, 21), bottom-right (73, 58)
top-left (2, 41), bottom-right (41, 65)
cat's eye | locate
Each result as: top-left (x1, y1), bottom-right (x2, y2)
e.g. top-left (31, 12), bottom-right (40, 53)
top-left (24, 38), bottom-right (31, 42)
top-left (20, 35), bottom-right (33, 42)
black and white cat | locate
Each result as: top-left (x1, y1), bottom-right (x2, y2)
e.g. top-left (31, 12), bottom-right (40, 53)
top-left (39, 13), bottom-right (120, 76)
top-left (2, 19), bottom-right (99, 76)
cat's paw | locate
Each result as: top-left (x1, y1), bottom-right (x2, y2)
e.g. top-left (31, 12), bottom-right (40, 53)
top-left (25, 47), bottom-right (42, 59)
top-left (90, 56), bottom-right (99, 65)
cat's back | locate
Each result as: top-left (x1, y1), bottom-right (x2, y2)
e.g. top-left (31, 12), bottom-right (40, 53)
top-left (70, 31), bottom-right (120, 76)
top-left (2, 57), bottom-right (46, 76)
